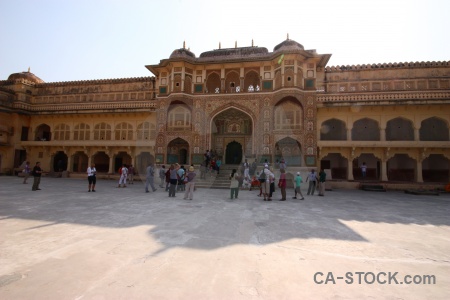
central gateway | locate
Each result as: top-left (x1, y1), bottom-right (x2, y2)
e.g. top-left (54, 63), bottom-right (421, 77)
top-left (211, 108), bottom-right (252, 164)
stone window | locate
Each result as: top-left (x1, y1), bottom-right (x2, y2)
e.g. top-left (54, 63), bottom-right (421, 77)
top-left (115, 122), bottom-right (133, 140)
top-left (274, 100), bottom-right (302, 130)
top-left (386, 117), bottom-right (414, 141)
top-left (168, 106), bottom-right (191, 131)
top-left (94, 123), bottom-right (111, 140)
top-left (320, 119), bottom-right (347, 141)
top-left (137, 122), bottom-right (156, 140)
top-left (420, 117), bottom-right (449, 141)
top-left (352, 118), bottom-right (380, 141)
top-left (74, 123), bottom-right (90, 140)
top-left (53, 124), bottom-right (70, 140)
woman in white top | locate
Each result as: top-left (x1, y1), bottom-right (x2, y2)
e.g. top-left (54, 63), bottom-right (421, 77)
top-left (87, 163), bottom-right (97, 192)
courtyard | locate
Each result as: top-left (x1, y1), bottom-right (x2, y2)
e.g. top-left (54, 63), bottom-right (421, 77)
top-left (0, 176), bottom-right (449, 299)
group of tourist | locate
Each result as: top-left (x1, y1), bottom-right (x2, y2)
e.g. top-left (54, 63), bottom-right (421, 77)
top-left (20, 157), bottom-right (327, 200)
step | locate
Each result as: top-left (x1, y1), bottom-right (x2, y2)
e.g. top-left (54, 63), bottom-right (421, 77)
top-left (361, 184), bottom-right (387, 192)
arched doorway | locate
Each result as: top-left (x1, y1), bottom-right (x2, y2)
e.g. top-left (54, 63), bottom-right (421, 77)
top-left (35, 124), bottom-right (51, 141)
top-left (53, 151), bottom-right (67, 172)
top-left (72, 151), bottom-right (88, 172)
top-left (352, 153), bottom-right (380, 180)
top-left (136, 152), bottom-right (154, 174)
top-left (211, 108), bottom-right (253, 160)
top-left (114, 151), bottom-right (132, 172)
top-left (275, 137), bottom-right (302, 166)
top-left (225, 141), bottom-right (243, 164)
top-left (93, 151), bottom-right (110, 173)
top-left (167, 138), bottom-right (189, 164)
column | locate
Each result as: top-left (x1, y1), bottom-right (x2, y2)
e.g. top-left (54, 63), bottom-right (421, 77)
top-left (108, 155), bottom-right (114, 174)
top-left (416, 159), bottom-right (423, 183)
top-left (67, 154), bottom-right (72, 172)
top-left (414, 127), bottom-right (420, 141)
top-left (347, 159), bottom-right (354, 181)
top-left (380, 127), bottom-right (386, 141)
top-left (381, 160), bottom-right (388, 181)
top-left (347, 127), bottom-right (352, 141)
top-left (181, 67), bottom-right (185, 92)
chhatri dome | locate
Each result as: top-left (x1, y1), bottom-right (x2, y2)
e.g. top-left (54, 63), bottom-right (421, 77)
top-left (8, 68), bottom-right (44, 84)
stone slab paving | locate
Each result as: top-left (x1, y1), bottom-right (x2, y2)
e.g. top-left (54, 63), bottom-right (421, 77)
top-left (0, 177), bottom-right (449, 299)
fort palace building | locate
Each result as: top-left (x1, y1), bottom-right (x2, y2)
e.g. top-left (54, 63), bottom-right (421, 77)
top-left (1, 37), bottom-right (449, 184)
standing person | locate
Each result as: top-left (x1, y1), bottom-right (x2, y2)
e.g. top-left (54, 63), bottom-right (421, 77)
top-left (243, 159), bottom-right (250, 181)
top-left (31, 162), bottom-right (43, 191)
top-left (258, 170), bottom-right (266, 197)
top-left (216, 158), bottom-right (222, 175)
top-left (159, 165), bottom-right (166, 188)
top-left (318, 169), bottom-right (327, 196)
top-left (229, 168), bottom-right (240, 199)
top-left (128, 164), bottom-right (135, 184)
top-left (87, 163), bottom-right (97, 192)
top-left (145, 163), bottom-right (157, 193)
top-left (168, 164), bottom-right (178, 197)
top-left (250, 159), bottom-right (257, 176)
top-left (279, 159), bottom-right (287, 171)
top-left (262, 165), bottom-right (274, 201)
top-left (177, 165), bottom-right (186, 191)
top-left (306, 169), bottom-right (317, 196)
top-left (278, 168), bottom-right (287, 201)
top-left (183, 166), bottom-right (197, 200)
top-left (361, 162), bottom-right (367, 179)
top-left (200, 161), bottom-right (206, 179)
top-left (165, 167), bottom-right (171, 191)
top-left (118, 164), bottom-right (128, 188)
top-left (269, 168), bottom-right (276, 200)
top-left (23, 161), bottom-right (31, 184)
top-left (293, 172), bottom-right (305, 200)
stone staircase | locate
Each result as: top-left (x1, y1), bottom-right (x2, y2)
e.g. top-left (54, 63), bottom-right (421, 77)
top-left (195, 164), bottom-right (241, 189)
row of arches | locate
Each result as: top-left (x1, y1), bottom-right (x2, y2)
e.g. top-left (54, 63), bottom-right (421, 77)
top-left (321, 153), bottom-right (449, 182)
top-left (321, 117), bottom-right (449, 141)
top-left (34, 122), bottom-right (157, 141)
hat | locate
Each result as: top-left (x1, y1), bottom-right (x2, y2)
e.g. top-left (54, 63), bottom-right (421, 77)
top-left (296, 172), bottom-right (300, 175)
top-left (189, 166), bottom-right (194, 172)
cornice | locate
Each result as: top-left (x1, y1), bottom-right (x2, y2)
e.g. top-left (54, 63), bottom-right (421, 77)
top-left (325, 61), bottom-right (450, 72)
top-left (35, 76), bottom-right (156, 87)
top-left (317, 91), bottom-right (450, 104)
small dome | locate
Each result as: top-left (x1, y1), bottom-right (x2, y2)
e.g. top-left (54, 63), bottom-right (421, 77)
top-left (273, 39), bottom-right (304, 52)
top-left (8, 71), bottom-right (44, 84)
top-left (169, 48), bottom-right (196, 60)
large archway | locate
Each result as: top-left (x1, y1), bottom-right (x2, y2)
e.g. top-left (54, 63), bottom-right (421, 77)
top-left (225, 141), bottom-right (243, 164)
top-left (211, 108), bottom-right (253, 162)
top-left (93, 151), bottom-right (110, 173)
top-left (35, 124), bottom-right (51, 141)
top-left (275, 137), bottom-right (302, 166)
top-left (167, 138), bottom-right (189, 165)
top-left (52, 151), bottom-right (68, 172)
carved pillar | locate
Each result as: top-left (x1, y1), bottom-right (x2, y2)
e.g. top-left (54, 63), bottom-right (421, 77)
top-left (67, 153), bottom-right (72, 172)
top-left (347, 127), bottom-right (352, 141)
top-left (108, 151), bottom-right (114, 174)
top-left (347, 158), bottom-right (354, 181)
top-left (380, 127), bottom-right (386, 141)
top-left (381, 160), bottom-right (388, 181)
top-left (414, 126), bottom-right (420, 141)
top-left (416, 160), bottom-right (423, 183)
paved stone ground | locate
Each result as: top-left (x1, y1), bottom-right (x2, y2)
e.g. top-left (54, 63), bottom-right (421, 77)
top-left (0, 176), bottom-right (449, 300)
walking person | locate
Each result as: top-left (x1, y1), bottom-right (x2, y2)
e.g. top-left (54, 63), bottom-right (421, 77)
top-left (87, 163), bottom-right (97, 192)
top-left (159, 165), bottom-right (166, 188)
top-left (183, 166), bottom-right (197, 200)
top-left (216, 158), bottom-right (222, 175)
top-left (293, 172), bottom-right (305, 200)
top-left (128, 164), bottom-right (135, 184)
top-left (262, 165), bottom-right (274, 201)
top-left (118, 164), bottom-right (128, 188)
top-left (145, 163), bottom-right (157, 193)
top-left (306, 169), bottom-right (318, 195)
top-left (31, 162), bottom-right (43, 191)
top-left (168, 164), bottom-right (178, 197)
top-left (278, 168), bottom-right (287, 201)
top-left (23, 161), bottom-right (31, 184)
top-left (269, 168), bottom-right (276, 200)
top-left (243, 159), bottom-right (250, 181)
top-left (318, 169), bottom-right (326, 196)
top-left (229, 168), bottom-right (240, 199)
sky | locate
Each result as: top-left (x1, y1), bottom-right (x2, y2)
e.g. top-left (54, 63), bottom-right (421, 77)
top-left (0, 0), bottom-right (449, 83)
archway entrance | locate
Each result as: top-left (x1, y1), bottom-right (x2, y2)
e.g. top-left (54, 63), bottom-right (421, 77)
top-left (53, 151), bottom-right (67, 172)
top-left (275, 137), bottom-right (302, 166)
top-left (225, 141), bottom-right (243, 164)
top-left (211, 108), bottom-right (253, 161)
top-left (167, 138), bottom-right (189, 165)
top-left (72, 151), bottom-right (88, 172)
